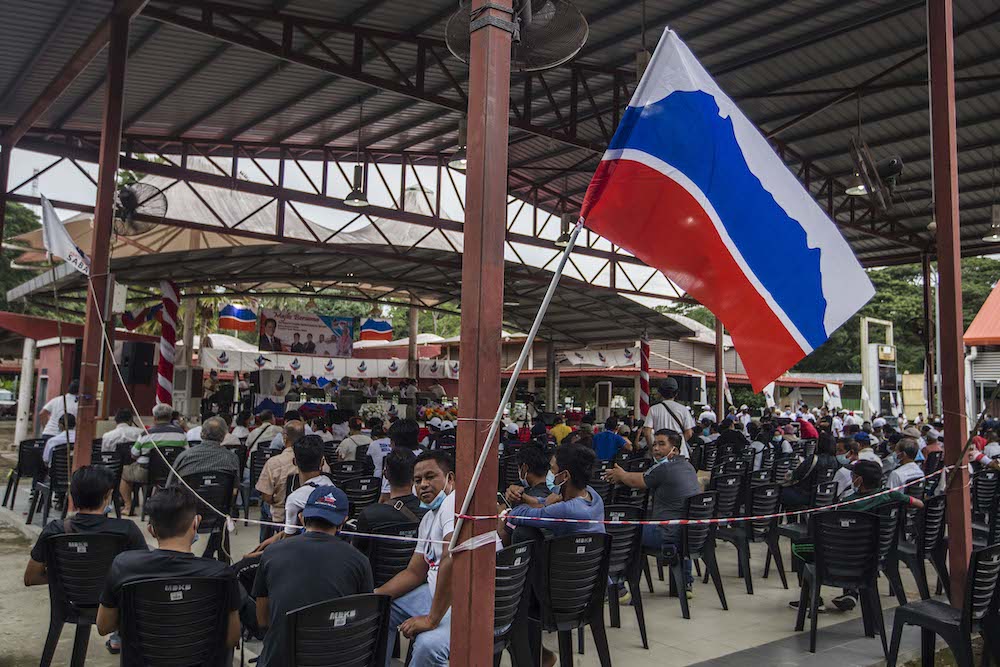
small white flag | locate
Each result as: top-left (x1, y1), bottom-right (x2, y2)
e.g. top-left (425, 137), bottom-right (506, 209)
top-left (40, 195), bottom-right (89, 275)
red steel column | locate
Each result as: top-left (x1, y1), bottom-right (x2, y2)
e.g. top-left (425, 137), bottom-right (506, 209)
top-left (74, 9), bottom-right (131, 471)
top-left (921, 253), bottom-right (936, 414)
top-left (451, 0), bottom-right (513, 663)
top-left (927, 0), bottom-right (970, 605)
top-left (715, 319), bottom-right (725, 419)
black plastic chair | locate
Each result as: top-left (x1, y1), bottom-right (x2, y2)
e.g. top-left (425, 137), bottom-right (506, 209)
top-left (874, 502), bottom-right (908, 605)
top-left (92, 449), bottom-right (125, 518)
top-left (330, 460), bottom-right (374, 487)
top-left (769, 480), bottom-right (838, 580)
top-left (27, 445), bottom-right (72, 526)
top-left (362, 522), bottom-right (419, 588)
top-left (4, 438), bottom-right (46, 509)
top-left (890, 494), bottom-right (950, 601)
top-left (182, 471), bottom-right (236, 563)
top-left (242, 447), bottom-right (273, 524)
top-left (342, 475), bottom-right (381, 520)
top-left (119, 576), bottom-right (234, 666)
top-left (588, 474), bottom-right (613, 504)
top-left (140, 446), bottom-right (185, 520)
top-left (972, 469), bottom-right (1000, 541)
top-left (322, 441), bottom-right (339, 469)
top-left (603, 504), bottom-right (648, 648)
top-left (286, 593), bottom-right (391, 667)
top-left (498, 453), bottom-right (520, 493)
top-left (223, 443), bottom-right (248, 483)
top-left (887, 543), bottom-right (1000, 667)
top-left (922, 450), bottom-right (944, 494)
top-left (716, 482), bottom-right (787, 594)
top-left (794, 511), bottom-right (886, 656)
top-left (514, 532), bottom-right (612, 666)
top-left (40, 533), bottom-right (129, 667)
top-left (493, 542), bottom-right (533, 666)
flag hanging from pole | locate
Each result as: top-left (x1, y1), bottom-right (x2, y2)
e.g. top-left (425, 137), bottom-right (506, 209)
top-left (360, 317), bottom-right (394, 341)
top-left (578, 29), bottom-right (874, 391)
top-left (218, 304), bottom-right (257, 332)
top-left (40, 195), bottom-right (90, 275)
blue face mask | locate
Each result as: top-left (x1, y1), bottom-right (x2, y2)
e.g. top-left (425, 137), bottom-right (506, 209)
top-left (836, 454), bottom-right (849, 466)
top-left (420, 490), bottom-right (447, 511)
top-left (546, 470), bottom-right (558, 493)
top-left (652, 454), bottom-right (668, 465)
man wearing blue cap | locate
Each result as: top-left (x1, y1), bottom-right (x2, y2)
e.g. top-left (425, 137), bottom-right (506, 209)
top-left (253, 485), bottom-right (373, 667)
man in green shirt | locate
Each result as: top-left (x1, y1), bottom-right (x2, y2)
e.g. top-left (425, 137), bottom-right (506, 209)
top-left (122, 403), bottom-right (187, 512)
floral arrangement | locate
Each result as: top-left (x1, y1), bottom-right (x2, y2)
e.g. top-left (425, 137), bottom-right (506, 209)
top-left (359, 402), bottom-right (394, 423)
top-left (417, 403), bottom-right (459, 422)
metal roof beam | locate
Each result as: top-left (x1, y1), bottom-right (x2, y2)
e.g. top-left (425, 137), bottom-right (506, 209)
top-left (2, 0), bottom-right (150, 147)
top-left (0, 0), bottom-right (84, 109)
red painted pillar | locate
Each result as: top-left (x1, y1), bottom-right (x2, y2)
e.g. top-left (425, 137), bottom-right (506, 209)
top-left (451, 0), bottom-right (514, 663)
top-left (75, 9), bottom-right (130, 471)
top-left (927, 0), bottom-right (971, 605)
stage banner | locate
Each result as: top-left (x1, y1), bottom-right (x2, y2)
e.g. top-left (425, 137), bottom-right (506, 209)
top-left (274, 354), bottom-right (315, 377)
top-left (562, 347), bottom-right (639, 367)
top-left (258, 309), bottom-right (354, 357)
top-left (317, 357), bottom-right (348, 382)
top-left (419, 358), bottom-right (447, 379)
top-left (347, 358), bottom-right (377, 379)
top-left (200, 349), bottom-right (243, 371)
top-left (377, 358), bottom-right (408, 378)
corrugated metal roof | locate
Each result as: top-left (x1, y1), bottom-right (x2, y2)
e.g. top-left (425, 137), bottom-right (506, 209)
top-left (0, 0), bottom-right (997, 267)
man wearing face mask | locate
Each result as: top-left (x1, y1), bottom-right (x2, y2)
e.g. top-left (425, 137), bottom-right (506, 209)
top-left (504, 444), bottom-right (554, 505)
top-left (604, 429), bottom-right (701, 595)
top-left (376, 450), bottom-right (499, 666)
top-left (97, 487), bottom-right (242, 657)
top-left (25, 466), bottom-right (148, 656)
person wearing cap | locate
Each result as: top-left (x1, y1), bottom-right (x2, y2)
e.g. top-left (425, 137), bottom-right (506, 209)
top-left (432, 420), bottom-right (457, 450)
top-left (643, 377), bottom-right (695, 455)
top-left (253, 485), bottom-right (373, 667)
top-left (698, 404), bottom-right (718, 424)
top-left (421, 417), bottom-right (444, 447)
top-left (336, 416), bottom-right (372, 462)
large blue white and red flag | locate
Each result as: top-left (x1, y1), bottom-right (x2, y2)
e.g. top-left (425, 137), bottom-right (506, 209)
top-left (218, 304), bottom-right (257, 332)
top-left (579, 29), bottom-right (874, 391)
top-left (360, 317), bottom-right (394, 342)
top-left (121, 303), bottom-right (163, 331)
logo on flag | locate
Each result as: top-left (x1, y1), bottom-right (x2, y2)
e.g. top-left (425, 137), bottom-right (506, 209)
top-left (574, 352), bottom-right (584, 360)
top-left (623, 348), bottom-right (634, 361)
top-left (254, 354), bottom-right (270, 368)
top-left (449, 362), bottom-right (460, 377)
top-left (579, 29), bottom-right (874, 390)
top-left (359, 317), bottom-right (393, 342)
top-left (290, 358), bottom-right (301, 371)
top-left (325, 359), bottom-right (336, 372)
top-left (218, 351), bottom-right (229, 367)
top-left (40, 195), bottom-right (90, 275)
top-left (429, 360), bottom-right (439, 373)
top-left (357, 361), bottom-right (368, 373)
top-left (598, 352), bottom-right (607, 364)
top-left (388, 360), bottom-right (399, 373)
top-left (218, 304), bottom-right (257, 332)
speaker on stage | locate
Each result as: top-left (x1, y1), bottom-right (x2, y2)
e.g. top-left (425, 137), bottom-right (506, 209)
top-left (120, 341), bottom-right (155, 384)
top-left (675, 375), bottom-right (702, 403)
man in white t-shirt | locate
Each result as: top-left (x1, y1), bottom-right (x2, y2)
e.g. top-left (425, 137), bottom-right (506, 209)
top-left (643, 378), bottom-right (695, 457)
top-left (39, 380), bottom-right (79, 438)
top-left (697, 405), bottom-right (717, 424)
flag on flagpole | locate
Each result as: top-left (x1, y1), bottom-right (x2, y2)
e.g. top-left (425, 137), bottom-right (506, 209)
top-left (762, 382), bottom-right (776, 409)
top-left (360, 317), bottom-right (394, 341)
top-left (218, 304), bottom-right (257, 332)
top-left (121, 303), bottom-right (164, 331)
top-left (579, 29), bottom-right (874, 391)
top-left (40, 195), bottom-right (90, 275)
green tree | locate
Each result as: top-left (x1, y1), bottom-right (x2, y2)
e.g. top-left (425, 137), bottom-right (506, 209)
top-left (1, 202), bottom-right (41, 312)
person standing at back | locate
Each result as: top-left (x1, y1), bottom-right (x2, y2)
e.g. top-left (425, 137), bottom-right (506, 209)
top-left (549, 415), bottom-right (572, 445)
top-left (365, 419), bottom-right (392, 478)
top-left (38, 380), bottom-right (79, 440)
top-left (592, 416), bottom-right (632, 461)
top-left (643, 378), bottom-right (695, 455)
top-left (256, 420), bottom-right (306, 539)
top-left (253, 485), bottom-right (373, 667)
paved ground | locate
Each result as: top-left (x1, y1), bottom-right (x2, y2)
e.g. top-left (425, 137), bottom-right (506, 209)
top-left (0, 476), bottom-right (928, 666)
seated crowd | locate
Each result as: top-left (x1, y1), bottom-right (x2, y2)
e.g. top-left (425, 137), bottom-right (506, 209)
top-left (22, 381), bottom-right (1000, 666)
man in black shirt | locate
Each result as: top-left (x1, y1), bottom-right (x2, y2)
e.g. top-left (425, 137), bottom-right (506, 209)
top-left (97, 487), bottom-right (241, 661)
top-left (354, 449), bottom-right (426, 553)
top-left (25, 466), bottom-right (148, 655)
top-left (253, 485), bottom-right (374, 667)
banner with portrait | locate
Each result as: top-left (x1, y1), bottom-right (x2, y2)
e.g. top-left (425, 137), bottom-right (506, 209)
top-left (258, 309), bottom-right (354, 357)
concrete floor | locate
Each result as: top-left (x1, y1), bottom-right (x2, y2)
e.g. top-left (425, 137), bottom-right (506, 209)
top-left (0, 475), bottom-right (929, 666)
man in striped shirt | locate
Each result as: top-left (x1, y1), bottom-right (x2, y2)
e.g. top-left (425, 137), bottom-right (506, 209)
top-left (122, 403), bottom-right (187, 513)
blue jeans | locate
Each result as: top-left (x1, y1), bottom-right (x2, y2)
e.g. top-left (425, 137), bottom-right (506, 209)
top-left (386, 584), bottom-right (451, 667)
top-left (642, 524), bottom-right (692, 585)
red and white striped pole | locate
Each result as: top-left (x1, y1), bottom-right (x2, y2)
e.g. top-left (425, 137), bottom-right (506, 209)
top-left (639, 336), bottom-right (650, 417)
top-left (156, 280), bottom-right (179, 405)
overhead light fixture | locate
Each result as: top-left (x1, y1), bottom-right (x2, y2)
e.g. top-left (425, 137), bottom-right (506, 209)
top-left (301, 281), bottom-right (316, 293)
top-left (340, 273), bottom-right (362, 287)
top-left (449, 117), bottom-right (467, 171)
top-left (344, 99), bottom-right (368, 207)
top-left (845, 173), bottom-right (868, 196)
top-left (554, 211), bottom-right (574, 248)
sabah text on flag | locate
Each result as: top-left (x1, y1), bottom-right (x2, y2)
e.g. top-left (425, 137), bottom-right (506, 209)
top-left (219, 304), bottom-right (257, 332)
top-left (40, 195), bottom-right (90, 275)
top-left (359, 317), bottom-right (394, 342)
top-left (579, 29), bottom-right (874, 391)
